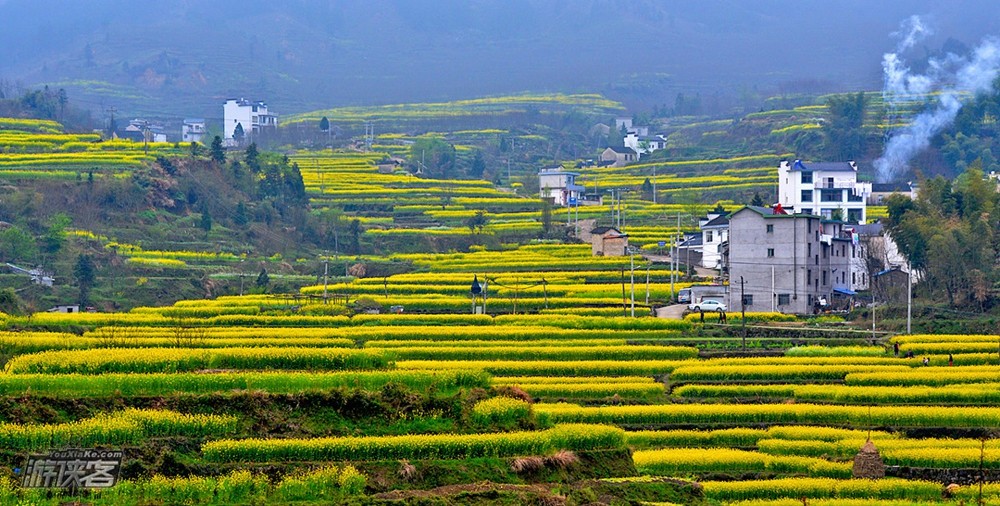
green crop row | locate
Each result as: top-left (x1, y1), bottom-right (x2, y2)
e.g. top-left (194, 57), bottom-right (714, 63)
top-left (0, 408), bottom-right (237, 451)
top-left (202, 423), bottom-right (626, 462)
top-left (0, 370), bottom-right (489, 397)
top-left (699, 477), bottom-right (943, 502)
top-left (669, 364), bottom-right (911, 383)
top-left (384, 345), bottom-right (697, 361)
top-left (3, 347), bottom-right (391, 374)
top-left (673, 382), bottom-right (1000, 405)
top-left (633, 447), bottom-right (850, 478)
top-left (535, 402), bottom-right (1000, 428)
top-left (510, 382), bottom-right (666, 400)
top-left (399, 359), bottom-right (681, 377)
top-left (624, 425), bottom-right (894, 450)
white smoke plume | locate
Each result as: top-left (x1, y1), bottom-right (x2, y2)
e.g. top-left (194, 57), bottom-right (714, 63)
top-left (875, 17), bottom-right (1000, 182)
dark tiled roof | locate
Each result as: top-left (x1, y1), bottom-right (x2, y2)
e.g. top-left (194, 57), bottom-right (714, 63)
top-left (789, 160), bottom-right (856, 172)
top-left (702, 215), bottom-right (729, 228)
top-left (591, 226), bottom-right (624, 235)
top-left (605, 146), bottom-right (638, 155)
top-left (871, 182), bottom-right (910, 192)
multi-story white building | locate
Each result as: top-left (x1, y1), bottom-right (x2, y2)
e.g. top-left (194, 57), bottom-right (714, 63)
top-left (777, 160), bottom-right (871, 224)
top-left (223, 98), bottom-right (277, 146)
top-left (538, 167), bottom-right (585, 206)
top-left (699, 212), bottom-right (729, 271)
top-left (182, 118), bottom-right (206, 143)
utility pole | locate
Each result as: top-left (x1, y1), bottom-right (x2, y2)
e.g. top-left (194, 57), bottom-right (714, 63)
top-left (872, 289), bottom-right (877, 341)
top-left (105, 106), bottom-right (117, 138)
top-left (620, 268), bottom-right (627, 317)
top-left (645, 263), bottom-right (650, 305)
top-left (906, 261), bottom-right (912, 334)
top-left (322, 254), bottom-right (329, 304)
top-left (740, 276), bottom-right (747, 350)
top-left (630, 249), bottom-right (636, 317)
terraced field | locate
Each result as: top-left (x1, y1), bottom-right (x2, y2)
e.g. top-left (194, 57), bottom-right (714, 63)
top-left (0, 296), bottom-right (998, 503)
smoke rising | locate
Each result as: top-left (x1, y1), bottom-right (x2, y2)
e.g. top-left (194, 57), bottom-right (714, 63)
top-left (875, 16), bottom-right (1000, 182)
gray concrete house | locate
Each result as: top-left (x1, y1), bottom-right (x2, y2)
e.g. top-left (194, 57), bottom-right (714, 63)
top-left (728, 206), bottom-right (855, 314)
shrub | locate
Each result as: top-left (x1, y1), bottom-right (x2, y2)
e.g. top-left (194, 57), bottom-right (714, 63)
top-left (471, 397), bottom-right (532, 427)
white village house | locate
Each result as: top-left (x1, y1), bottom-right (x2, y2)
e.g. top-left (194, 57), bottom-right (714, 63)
top-left (538, 166), bottom-right (586, 206)
top-left (223, 98), bottom-right (278, 147)
top-left (777, 160), bottom-right (871, 224)
top-left (182, 118), bottom-right (206, 143)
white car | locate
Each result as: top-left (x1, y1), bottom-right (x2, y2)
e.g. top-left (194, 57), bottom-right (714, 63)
top-left (689, 299), bottom-right (727, 312)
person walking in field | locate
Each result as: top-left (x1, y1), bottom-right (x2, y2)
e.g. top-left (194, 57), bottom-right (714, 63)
top-left (949, 353), bottom-right (954, 366)
top-left (893, 342), bottom-right (899, 357)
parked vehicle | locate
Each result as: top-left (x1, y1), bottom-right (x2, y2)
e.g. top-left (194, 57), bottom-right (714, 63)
top-left (677, 288), bottom-right (691, 304)
top-left (689, 299), bottom-right (727, 312)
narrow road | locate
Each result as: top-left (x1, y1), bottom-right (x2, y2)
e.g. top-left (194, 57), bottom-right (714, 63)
top-left (655, 304), bottom-right (688, 319)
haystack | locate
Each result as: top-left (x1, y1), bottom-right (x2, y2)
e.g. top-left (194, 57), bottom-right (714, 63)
top-left (852, 439), bottom-right (885, 479)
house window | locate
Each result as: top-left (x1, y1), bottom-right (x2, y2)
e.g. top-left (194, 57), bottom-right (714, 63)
top-left (706, 231), bottom-right (714, 242)
top-left (801, 189), bottom-right (813, 202)
top-left (801, 171), bottom-right (813, 184)
top-left (766, 224), bottom-right (774, 233)
top-left (822, 270), bottom-right (828, 284)
top-left (807, 243), bottom-right (811, 255)
top-left (741, 294), bottom-right (754, 306)
top-left (778, 294), bottom-right (790, 305)
top-left (767, 248), bottom-right (775, 257)
top-left (801, 208), bottom-right (812, 215)
top-left (820, 189), bottom-right (843, 202)
top-left (847, 192), bottom-right (864, 202)
top-left (825, 177), bottom-right (834, 188)
top-left (808, 269), bottom-right (812, 281)
top-left (847, 209), bottom-right (862, 223)
top-left (852, 272), bottom-right (856, 284)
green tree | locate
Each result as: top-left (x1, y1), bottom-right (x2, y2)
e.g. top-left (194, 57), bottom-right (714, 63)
top-left (245, 143), bottom-right (260, 173)
top-left (73, 254), bottom-right (96, 306)
top-left (189, 141), bottom-right (202, 158)
top-left (470, 150), bottom-right (486, 178)
top-left (641, 178), bottom-right (654, 201)
top-left (233, 201), bottom-right (249, 226)
top-left (41, 213), bottom-right (71, 256)
top-left (233, 123), bottom-right (245, 145)
top-left (409, 137), bottom-right (456, 178)
top-left (199, 206), bottom-right (213, 232)
top-left (0, 226), bottom-right (37, 263)
top-left (750, 192), bottom-right (765, 207)
top-left (210, 136), bottom-right (225, 163)
top-left (823, 92), bottom-right (867, 161)
top-left (255, 268), bottom-right (270, 289)
top-left (319, 116), bottom-right (330, 132)
top-left (884, 167), bottom-right (1000, 308)
top-left (348, 218), bottom-right (363, 254)
top-left (466, 210), bottom-right (489, 234)
top-left (0, 287), bottom-right (25, 315)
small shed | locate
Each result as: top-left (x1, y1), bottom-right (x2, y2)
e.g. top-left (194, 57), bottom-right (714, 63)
top-left (47, 304), bottom-right (81, 313)
top-left (591, 226), bottom-right (628, 257)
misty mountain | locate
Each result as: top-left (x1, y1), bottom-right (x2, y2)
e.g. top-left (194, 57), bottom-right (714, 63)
top-left (2, 0), bottom-right (999, 120)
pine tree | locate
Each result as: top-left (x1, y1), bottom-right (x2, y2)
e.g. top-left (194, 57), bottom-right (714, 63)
top-left (73, 254), bottom-right (96, 306)
top-left (210, 136), bottom-right (225, 163)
